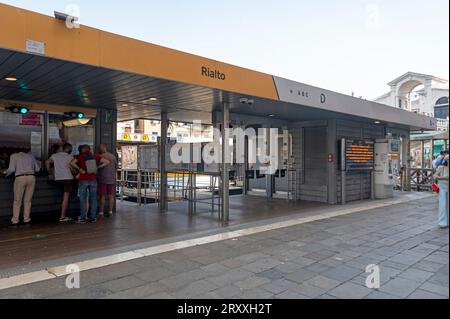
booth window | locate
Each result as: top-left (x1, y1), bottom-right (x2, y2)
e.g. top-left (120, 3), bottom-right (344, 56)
top-left (48, 114), bottom-right (95, 157)
top-left (0, 111), bottom-right (44, 170)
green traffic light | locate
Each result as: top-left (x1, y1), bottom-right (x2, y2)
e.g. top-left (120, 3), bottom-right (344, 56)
top-left (20, 107), bottom-right (29, 114)
top-left (77, 112), bottom-right (85, 119)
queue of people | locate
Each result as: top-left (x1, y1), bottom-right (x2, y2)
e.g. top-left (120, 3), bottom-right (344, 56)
top-left (4, 144), bottom-right (118, 228)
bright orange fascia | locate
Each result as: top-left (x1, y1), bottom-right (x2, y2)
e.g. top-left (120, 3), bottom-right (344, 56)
top-left (0, 3), bottom-right (278, 100)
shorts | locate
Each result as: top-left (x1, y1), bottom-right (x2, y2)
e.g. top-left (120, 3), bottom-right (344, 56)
top-left (57, 180), bottom-right (73, 193)
top-left (99, 183), bottom-right (115, 196)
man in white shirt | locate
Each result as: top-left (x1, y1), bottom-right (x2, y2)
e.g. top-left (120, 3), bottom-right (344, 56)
top-left (5, 150), bottom-right (41, 228)
top-left (46, 143), bottom-right (74, 222)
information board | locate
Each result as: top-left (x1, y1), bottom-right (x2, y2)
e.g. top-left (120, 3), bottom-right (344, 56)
top-left (344, 139), bottom-right (375, 171)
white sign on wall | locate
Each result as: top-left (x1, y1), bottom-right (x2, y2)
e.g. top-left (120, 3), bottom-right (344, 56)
top-left (26, 40), bottom-right (46, 55)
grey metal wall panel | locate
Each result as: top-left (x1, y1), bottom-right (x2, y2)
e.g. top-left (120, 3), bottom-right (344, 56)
top-left (336, 120), bottom-right (384, 203)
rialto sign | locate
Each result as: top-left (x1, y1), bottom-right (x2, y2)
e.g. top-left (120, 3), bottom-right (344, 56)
top-left (201, 66), bottom-right (226, 81)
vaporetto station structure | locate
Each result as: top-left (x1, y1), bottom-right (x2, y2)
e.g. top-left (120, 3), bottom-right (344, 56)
top-left (0, 3), bottom-right (437, 222)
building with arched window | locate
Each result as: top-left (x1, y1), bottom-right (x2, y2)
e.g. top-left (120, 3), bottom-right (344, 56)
top-left (374, 72), bottom-right (449, 131)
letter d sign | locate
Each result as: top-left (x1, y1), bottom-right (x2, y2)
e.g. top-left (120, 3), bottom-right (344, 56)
top-left (365, 264), bottom-right (380, 289)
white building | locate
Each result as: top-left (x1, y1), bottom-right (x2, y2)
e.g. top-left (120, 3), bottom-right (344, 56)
top-left (374, 72), bottom-right (449, 131)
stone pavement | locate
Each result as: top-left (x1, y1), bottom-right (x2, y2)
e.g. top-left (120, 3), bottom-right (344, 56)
top-left (0, 196), bottom-right (448, 299)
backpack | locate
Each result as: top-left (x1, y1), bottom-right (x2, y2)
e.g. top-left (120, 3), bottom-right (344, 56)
top-left (84, 153), bottom-right (98, 174)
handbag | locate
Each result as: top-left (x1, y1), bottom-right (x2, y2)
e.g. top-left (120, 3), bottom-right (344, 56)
top-left (432, 183), bottom-right (440, 194)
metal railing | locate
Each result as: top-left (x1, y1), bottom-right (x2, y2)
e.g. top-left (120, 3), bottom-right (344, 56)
top-left (409, 168), bottom-right (435, 191)
top-left (116, 168), bottom-right (223, 215)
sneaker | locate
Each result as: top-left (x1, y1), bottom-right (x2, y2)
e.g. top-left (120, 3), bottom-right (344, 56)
top-left (76, 218), bottom-right (88, 224)
top-left (8, 223), bottom-right (19, 229)
top-left (59, 217), bottom-right (72, 223)
top-left (21, 222), bottom-right (31, 228)
top-left (87, 218), bottom-right (97, 223)
top-left (106, 212), bottom-right (114, 218)
top-left (98, 212), bottom-right (105, 218)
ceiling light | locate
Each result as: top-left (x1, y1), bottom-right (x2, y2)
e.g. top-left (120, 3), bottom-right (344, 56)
top-left (374, 121), bottom-right (381, 124)
top-left (63, 119), bottom-right (91, 127)
top-left (4, 77), bottom-right (17, 82)
top-left (269, 114), bottom-right (275, 117)
top-left (144, 97), bottom-right (158, 103)
top-left (121, 103), bottom-right (129, 107)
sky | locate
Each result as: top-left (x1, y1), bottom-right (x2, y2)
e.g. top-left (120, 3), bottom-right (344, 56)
top-left (1, 0), bottom-right (449, 99)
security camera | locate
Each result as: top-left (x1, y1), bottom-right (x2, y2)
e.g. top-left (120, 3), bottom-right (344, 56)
top-left (240, 98), bottom-right (248, 104)
top-left (247, 99), bottom-right (254, 105)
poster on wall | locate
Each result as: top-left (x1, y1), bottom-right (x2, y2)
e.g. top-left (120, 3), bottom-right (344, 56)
top-left (0, 112), bottom-right (20, 125)
top-left (121, 145), bottom-right (138, 170)
top-left (30, 132), bottom-right (42, 159)
top-left (21, 113), bottom-right (43, 126)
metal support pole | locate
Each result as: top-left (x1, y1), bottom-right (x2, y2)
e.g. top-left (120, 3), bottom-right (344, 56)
top-left (341, 138), bottom-right (346, 205)
top-left (243, 135), bottom-right (249, 195)
top-left (160, 111), bottom-right (168, 212)
top-left (404, 135), bottom-right (412, 192)
top-left (327, 119), bottom-right (337, 204)
top-left (221, 102), bottom-right (230, 222)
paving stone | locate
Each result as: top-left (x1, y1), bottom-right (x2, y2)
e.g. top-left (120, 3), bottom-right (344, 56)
top-left (423, 251), bottom-right (449, 264)
top-left (379, 277), bottom-right (422, 298)
top-left (134, 267), bottom-right (176, 282)
top-left (260, 279), bottom-right (298, 295)
top-left (192, 291), bottom-right (222, 299)
top-left (54, 286), bottom-right (112, 299)
top-left (419, 282), bottom-right (449, 297)
top-left (159, 269), bottom-right (208, 289)
top-left (275, 290), bottom-right (310, 299)
top-left (100, 275), bottom-right (146, 293)
top-left (285, 269), bottom-right (317, 284)
top-left (173, 280), bottom-right (218, 299)
top-left (322, 265), bottom-right (362, 282)
top-left (213, 285), bottom-right (243, 298)
top-left (413, 260), bottom-right (448, 273)
top-left (234, 276), bottom-right (270, 290)
top-left (104, 282), bottom-right (169, 299)
top-left (306, 275), bottom-right (341, 291)
top-left (205, 268), bottom-right (254, 287)
top-left (200, 263), bottom-right (230, 275)
top-left (328, 282), bottom-right (372, 299)
top-left (232, 289), bottom-right (273, 299)
top-left (257, 268), bottom-right (286, 280)
top-left (408, 289), bottom-right (448, 299)
top-left (317, 294), bottom-right (339, 299)
top-left (304, 262), bottom-right (331, 274)
top-left (291, 256), bottom-right (316, 267)
top-left (242, 258), bottom-right (282, 273)
top-left (144, 292), bottom-right (176, 299)
top-left (398, 268), bottom-right (434, 284)
top-left (389, 253), bottom-right (423, 266)
top-left (292, 283), bottom-right (327, 298)
top-left (365, 291), bottom-right (400, 299)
